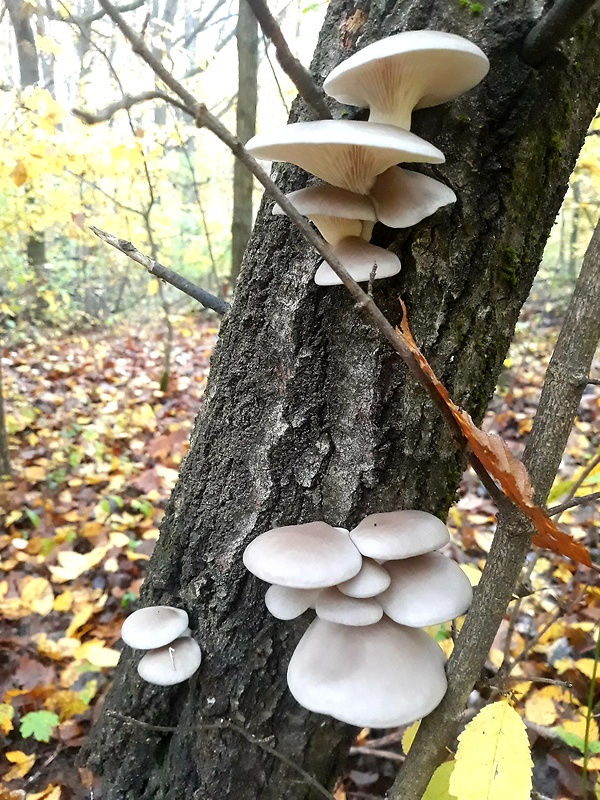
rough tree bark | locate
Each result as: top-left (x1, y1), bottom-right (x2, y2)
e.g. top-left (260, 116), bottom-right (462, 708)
top-left (86, 1), bottom-right (600, 798)
top-left (231, 0), bottom-right (259, 283)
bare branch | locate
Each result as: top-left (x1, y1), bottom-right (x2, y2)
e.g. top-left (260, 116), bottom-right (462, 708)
top-left (564, 451), bottom-right (600, 503)
top-left (178, 0), bottom-right (225, 47)
top-left (547, 490), bottom-right (600, 517)
top-left (522, 0), bottom-right (599, 66)
top-left (42, 0), bottom-right (145, 24)
top-left (89, 226), bottom-right (229, 316)
top-left (72, 90), bottom-right (188, 123)
top-left (243, 0), bottom-right (331, 120)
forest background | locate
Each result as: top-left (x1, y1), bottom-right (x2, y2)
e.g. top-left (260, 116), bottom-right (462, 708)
top-left (0, 0), bottom-right (599, 799)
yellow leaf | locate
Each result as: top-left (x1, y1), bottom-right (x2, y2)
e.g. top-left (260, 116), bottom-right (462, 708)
top-left (563, 713), bottom-right (599, 742)
top-left (25, 784), bottom-right (62, 800)
top-left (66, 605), bottom-right (94, 638)
top-left (32, 633), bottom-right (80, 661)
top-left (449, 701), bottom-right (532, 800)
top-left (423, 760), bottom-right (455, 800)
top-left (24, 465), bottom-right (46, 483)
top-left (460, 564), bottom-right (482, 586)
top-left (48, 546), bottom-right (109, 582)
top-left (524, 685), bottom-right (564, 726)
top-left (0, 704), bottom-right (14, 734)
top-left (20, 577), bottom-right (54, 615)
top-left (575, 659), bottom-right (600, 680)
top-left (4, 750), bottom-right (36, 780)
top-left (147, 278), bottom-right (159, 296)
top-left (44, 689), bottom-right (88, 722)
top-left (53, 590), bottom-right (73, 612)
top-left (402, 722), bottom-right (419, 754)
top-left (75, 639), bottom-right (120, 667)
top-left (10, 160), bottom-right (28, 187)
top-left (572, 754), bottom-right (600, 769)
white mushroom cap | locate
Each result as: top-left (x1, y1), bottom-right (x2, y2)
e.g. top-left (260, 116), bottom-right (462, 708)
top-left (324, 30), bottom-right (489, 130)
top-left (337, 557), bottom-right (391, 598)
top-left (121, 606), bottom-right (189, 650)
top-left (243, 521), bottom-right (362, 588)
top-left (314, 236), bottom-right (400, 286)
top-left (370, 167), bottom-right (456, 228)
top-left (137, 636), bottom-right (202, 686)
top-left (246, 120), bottom-right (444, 194)
top-left (316, 587), bottom-right (383, 626)
top-left (377, 552), bottom-right (473, 627)
top-left (287, 616), bottom-right (447, 727)
top-left (349, 510), bottom-right (450, 560)
top-left (265, 585), bottom-right (319, 620)
top-left (273, 185), bottom-right (377, 245)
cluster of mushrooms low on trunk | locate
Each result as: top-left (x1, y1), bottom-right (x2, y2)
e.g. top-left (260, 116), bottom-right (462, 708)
top-left (119, 30), bottom-right (488, 723)
top-left (247, 29), bottom-right (489, 284)
top-left (243, 511), bottom-right (473, 726)
top-left (120, 606), bottom-right (201, 686)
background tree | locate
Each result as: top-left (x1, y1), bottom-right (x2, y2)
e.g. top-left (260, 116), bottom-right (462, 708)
top-left (76, 0), bottom-right (600, 797)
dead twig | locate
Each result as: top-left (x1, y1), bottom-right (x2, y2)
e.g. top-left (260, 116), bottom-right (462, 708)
top-left (89, 227), bottom-right (229, 316)
top-left (243, 0), bottom-right (331, 120)
top-left (547, 491), bottom-right (600, 517)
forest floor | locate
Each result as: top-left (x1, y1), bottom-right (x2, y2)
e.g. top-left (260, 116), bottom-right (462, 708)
top-left (0, 295), bottom-right (598, 800)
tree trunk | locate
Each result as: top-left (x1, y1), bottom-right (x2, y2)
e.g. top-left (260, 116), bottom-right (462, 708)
top-left (0, 354), bottom-right (11, 478)
top-left (230, 0), bottom-right (259, 283)
top-left (85, 1), bottom-right (600, 798)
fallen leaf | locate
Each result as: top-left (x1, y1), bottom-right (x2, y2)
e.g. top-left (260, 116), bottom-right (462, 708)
top-left (3, 750), bottom-right (36, 781)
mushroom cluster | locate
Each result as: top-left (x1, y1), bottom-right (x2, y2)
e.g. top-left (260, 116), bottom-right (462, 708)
top-left (121, 605), bottom-right (201, 686)
top-left (247, 30), bottom-right (489, 285)
top-left (243, 510), bottom-right (473, 727)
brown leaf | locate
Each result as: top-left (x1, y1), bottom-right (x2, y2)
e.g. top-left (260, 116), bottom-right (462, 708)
top-left (396, 307), bottom-right (591, 567)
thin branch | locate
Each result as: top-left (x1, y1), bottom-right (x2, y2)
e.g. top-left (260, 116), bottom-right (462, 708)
top-left (42, 0), bottom-right (144, 23)
top-left (72, 90), bottom-right (188, 123)
top-left (349, 746), bottom-right (405, 763)
top-left (548, 491), bottom-right (600, 517)
top-left (522, 0), bottom-right (599, 66)
top-left (90, 226), bottom-right (229, 316)
top-left (565, 452), bottom-right (600, 503)
top-left (243, 0), bottom-right (331, 119)
top-left (107, 711), bottom-right (334, 800)
top-left (179, 0), bottom-right (226, 47)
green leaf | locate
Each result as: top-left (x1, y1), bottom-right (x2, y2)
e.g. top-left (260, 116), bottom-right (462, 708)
top-left (24, 508), bottom-right (40, 528)
top-left (20, 710), bottom-right (59, 742)
top-left (554, 727), bottom-right (600, 754)
top-left (423, 761), bottom-right (456, 800)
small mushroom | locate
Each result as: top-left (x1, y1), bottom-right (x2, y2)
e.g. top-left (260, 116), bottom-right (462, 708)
top-left (273, 185), bottom-right (377, 245)
top-left (287, 616), bottom-right (447, 727)
top-left (121, 606), bottom-right (189, 650)
top-left (349, 509), bottom-right (450, 560)
top-left (377, 552), bottom-right (473, 627)
top-left (137, 636), bottom-right (202, 686)
top-left (369, 166), bottom-right (456, 228)
top-left (324, 30), bottom-right (489, 130)
top-left (316, 587), bottom-right (383, 626)
top-left (246, 120), bottom-right (444, 194)
top-left (265, 585), bottom-right (319, 620)
top-left (314, 236), bottom-right (400, 286)
top-left (243, 521), bottom-right (362, 588)
top-left (337, 557), bottom-right (391, 598)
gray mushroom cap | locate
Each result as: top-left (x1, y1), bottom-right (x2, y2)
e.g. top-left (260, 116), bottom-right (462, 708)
top-left (316, 587), bottom-right (383, 626)
top-left (121, 606), bottom-right (189, 650)
top-left (264, 585), bottom-right (319, 620)
top-left (273, 185), bottom-right (377, 245)
top-left (377, 552), bottom-right (473, 627)
top-left (349, 510), bottom-right (450, 560)
top-left (337, 557), bottom-right (391, 598)
top-left (137, 636), bottom-right (202, 686)
top-left (243, 521), bottom-right (362, 588)
top-left (287, 616), bottom-right (447, 727)
top-left (246, 120), bottom-right (444, 194)
top-left (314, 236), bottom-right (401, 286)
top-left (324, 30), bottom-right (489, 130)
top-left (370, 166), bottom-right (456, 228)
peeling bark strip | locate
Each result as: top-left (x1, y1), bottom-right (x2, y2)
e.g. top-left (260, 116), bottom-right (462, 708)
top-left (85, 1), bottom-right (600, 798)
